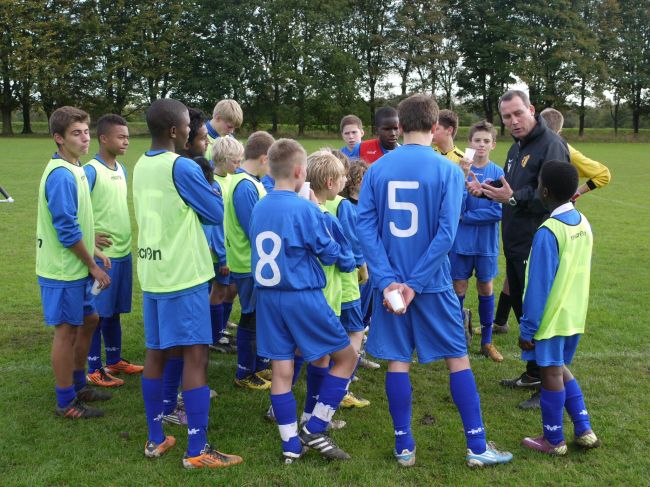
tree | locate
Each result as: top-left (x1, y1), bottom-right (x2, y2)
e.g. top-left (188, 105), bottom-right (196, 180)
top-left (352, 0), bottom-right (395, 129)
top-left (450, 0), bottom-right (515, 122)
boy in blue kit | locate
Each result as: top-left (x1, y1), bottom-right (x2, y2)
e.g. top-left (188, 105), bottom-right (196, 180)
top-left (85, 114), bottom-right (143, 389)
top-left (451, 121), bottom-right (505, 363)
top-left (339, 114), bottom-right (364, 159)
top-left (37, 106), bottom-right (112, 419)
top-left (324, 149), bottom-right (371, 409)
top-left (133, 98), bottom-right (242, 469)
top-left (208, 136), bottom-right (244, 353)
top-left (357, 94), bottom-right (513, 468)
top-left (204, 99), bottom-right (243, 159)
top-left (519, 161), bottom-right (600, 454)
top-left (225, 131), bottom-right (276, 390)
top-left (250, 139), bottom-right (360, 462)
top-left (160, 108), bottom-right (215, 426)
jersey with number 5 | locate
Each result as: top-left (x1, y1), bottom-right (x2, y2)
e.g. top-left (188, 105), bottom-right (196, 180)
top-left (250, 190), bottom-right (343, 290)
top-left (357, 144), bottom-right (464, 294)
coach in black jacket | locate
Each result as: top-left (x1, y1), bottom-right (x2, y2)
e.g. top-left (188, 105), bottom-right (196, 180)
top-left (474, 90), bottom-right (569, 408)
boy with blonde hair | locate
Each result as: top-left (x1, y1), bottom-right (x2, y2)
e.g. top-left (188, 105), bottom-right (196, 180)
top-left (251, 140), bottom-right (359, 462)
top-left (204, 99), bottom-right (244, 159)
top-left (209, 136), bottom-right (244, 353)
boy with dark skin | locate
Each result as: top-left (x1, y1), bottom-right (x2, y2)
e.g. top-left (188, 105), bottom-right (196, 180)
top-left (351, 107), bottom-right (400, 164)
top-left (517, 161), bottom-right (600, 454)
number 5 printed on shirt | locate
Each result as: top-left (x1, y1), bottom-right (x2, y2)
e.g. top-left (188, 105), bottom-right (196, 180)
top-left (388, 181), bottom-right (419, 238)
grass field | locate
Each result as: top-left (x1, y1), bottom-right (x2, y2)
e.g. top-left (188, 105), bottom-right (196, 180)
top-left (1, 137), bottom-right (649, 486)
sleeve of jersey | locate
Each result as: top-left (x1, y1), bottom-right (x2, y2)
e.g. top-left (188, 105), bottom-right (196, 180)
top-left (462, 199), bottom-right (502, 225)
top-left (45, 167), bottom-right (83, 248)
top-left (305, 207), bottom-right (340, 266)
top-left (173, 157), bottom-right (223, 226)
top-left (404, 169), bottom-right (463, 293)
top-left (337, 199), bottom-right (365, 266)
top-left (233, 180), bottom-right (259, 240)
top-left (329, 215), bottom-right (356, 273)
top-left (356, 169), bottom-right (397, 292)
top-left (519, 227), bottom-right (560, 341)
top-left (568, 144), bottom-right (611, 189)
top-left (83, 164), bottom-right (97, 192)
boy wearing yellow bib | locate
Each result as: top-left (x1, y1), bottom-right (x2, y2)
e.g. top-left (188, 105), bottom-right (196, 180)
top-left (519, 161), bottom-right (600, 455)
top-left (37, 107), bottom-right (112, 419)
top-left (84, 114), bottom-right (143, 388)
top-left (226, 131), bottom-right (276, 390)
top-left (134, 98), bottom-right (242, 469)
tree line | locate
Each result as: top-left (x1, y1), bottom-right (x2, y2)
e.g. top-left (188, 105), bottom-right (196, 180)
top-left (1, 0), bottom-right (648, 136)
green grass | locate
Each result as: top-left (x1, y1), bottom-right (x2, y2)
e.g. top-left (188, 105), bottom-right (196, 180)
top-left (1, 138), bottom-right (649, 486)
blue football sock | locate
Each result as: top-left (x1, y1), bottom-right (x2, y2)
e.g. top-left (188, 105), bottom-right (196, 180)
top-left (87, 325), bottom-right (103, 373)
top-left (292, 355), bottom-right (305, 386)
top-left (271, 391), bottom-right (302, 455)
top-left (478, 294), bottom-right (495, 346)
top-left (386, 371), bottom-right (415, 453)
top-left (457, 294), bottom-right (466, 324)
top-left (183, 386), bottom-right (210, 457)
top-left (55, 385), bottom-right (76, 408)
top-left (564, 379), bottom-right (592, 436)
top-left (102, 315), bottom-right (122, 365)
top-left (303, 364), bottom-right (329, 417)
top-left (305, 374), bottom-right (349, 433)
top-left (256, 355), bottom-right (271, 373)
top-left (162, 357), bottom-right (184, 415)
top-left (209, 304), bottom-right (222, 344)
top-left (142, 377), bottom-right (165, 443)
top-left (222, 301), bottom-right (233, 328)
top-left (450, 369), bottom-right (486, 454)
top-left (541, 387), bottom-right (566, 445)
top-left (236, 326), bottom-right (255, 379)
top-left (73, 369), bottom-right (86, 392)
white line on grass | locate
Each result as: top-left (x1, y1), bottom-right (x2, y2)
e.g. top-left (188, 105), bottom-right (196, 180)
top-left (587, 193), bottom-right (650, 211)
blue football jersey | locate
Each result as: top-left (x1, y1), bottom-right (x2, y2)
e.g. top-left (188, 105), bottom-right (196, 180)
top-left (452, 161), bottom-right (503, 257)
top-left (250, 190), bottom-right (345, 290)
top-left (357, 144), bottom-right (464, 294)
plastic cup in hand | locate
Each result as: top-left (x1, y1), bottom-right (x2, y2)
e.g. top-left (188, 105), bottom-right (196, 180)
top-left (298, 182), bottom-right (311, 200)
top-left (464, 148), bottom-right (476, 161)
top-left (386, 289), bottom-right (405, 313)
top-left (91, 279), bottom-right (102, 296)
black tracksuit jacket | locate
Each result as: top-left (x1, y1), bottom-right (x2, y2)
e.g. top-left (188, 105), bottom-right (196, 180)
top-left (501, 115), bottom-right (570, 260)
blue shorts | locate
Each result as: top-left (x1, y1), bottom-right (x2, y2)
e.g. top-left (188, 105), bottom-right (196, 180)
top-left (94, 254), bottom-right (132, 317)
top-left (213, 263), bottom-right (230, 286)
top-left (232, 275), bottom-right (255, 313)
top-left (143, 283), bottom-right (211, 349)
top-left (256, 289), bottom-right (350, 363)
top-left (39, 276), bottom-right (96, 326)
top-left (366, 288), bottom-right (467, 363)
top-left (449, 252), bottom-right (498, 282)
top-left (522, 334), bottom-right (581, 366)
top-left (340, 303), bottom-right (365, 333)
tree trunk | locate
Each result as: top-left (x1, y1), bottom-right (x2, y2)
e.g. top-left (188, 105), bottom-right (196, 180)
top-left (1, 107), bottom-right (12, 135)
top-left (369, 80), bottom-right (376, 132)
top-left (21, 98), bottom-right (32, 134)
top-left (578, 78), bottom-right (586, 137)
top-left (271, 83), bottom-right (280, 134)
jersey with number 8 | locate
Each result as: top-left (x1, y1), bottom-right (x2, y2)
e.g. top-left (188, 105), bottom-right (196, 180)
top-left (250, 190), bottom-right (344, 291)
top-left (357, 144), bottom-right (464, 294)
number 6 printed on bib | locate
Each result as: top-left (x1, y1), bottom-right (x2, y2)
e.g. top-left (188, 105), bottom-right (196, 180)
top-left (255, 231), bottom-right (282, 286)
top-left (388, 181), bottom-right (419, 238)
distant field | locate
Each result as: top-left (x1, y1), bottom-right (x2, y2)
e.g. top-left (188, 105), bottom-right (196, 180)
top-left (1, 138), bottom-right (649, 486)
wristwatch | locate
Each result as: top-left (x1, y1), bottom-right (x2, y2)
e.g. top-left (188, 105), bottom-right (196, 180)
top-left (508, 196), bottom-right (517, 206)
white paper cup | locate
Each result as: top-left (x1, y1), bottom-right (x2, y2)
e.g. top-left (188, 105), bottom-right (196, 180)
top-left (91, 279), bottom-right (102, 296)
top-left (386, 289), bottom-right (405, 313)
top-left (464, 148), bottom-right (476, 161)
top-left (298, 182), bottom-right (311, 200)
